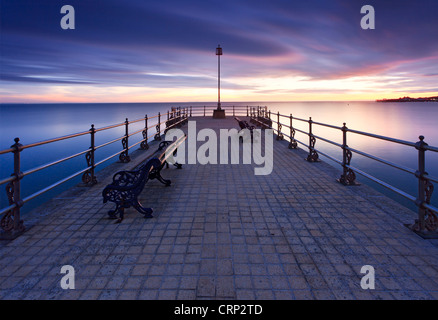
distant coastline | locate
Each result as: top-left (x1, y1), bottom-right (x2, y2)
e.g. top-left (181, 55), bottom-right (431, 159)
top-left (376, 96), bottom-right (438, 102)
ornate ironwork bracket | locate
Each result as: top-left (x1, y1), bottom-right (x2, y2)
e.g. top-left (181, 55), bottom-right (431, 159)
top-left (288, 128), bottom-right (298, 149)
top-left (82, 125), bottom-right (97, 185)
top-left (276, 123), bottom-right (284, 141)
top-left (406, 136), bottom-right (438, 237)
top-left (1, 179), bottom-right (25, 237)
top-left (2, 182), bottom-right (16, 232)
top-left (411, 174), bottom-right (437, 234)
top-left (422, 179), bottom-right (437, 231)
top-left (141, 115), bottom-right (149, 150)
top-left (82, 150), bottom-right (97, 184)
top-left (306, 135), bottom-right (319, 162)
top-left (1, 138), bottom-right (26, 239)
top-left (154, 124), bottom-right (161, 141)
top-left (338, 148), bottom-right (358, 185)
top-left (140, 129), bottom-right (149, 150)
top-left (337, 123), bottom-right (358, 185)
top-left (119, 119), bottom-right (130, 163)
top-left (119, 137), bottom-right (131, 162)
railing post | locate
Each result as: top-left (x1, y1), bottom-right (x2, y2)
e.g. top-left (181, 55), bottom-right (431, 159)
top-left (338, 123), bottom-right (357, 185)
top-left (410, 136), bottom-right (437, 236)
top-left (288, 114), bottom-right (297, 149)
top-left (276, 112), bottom-right (283, 140)
top-left (82, 124), bottom-right (97, 185)
top-left (119, 118), bottom-right (131, 162)
top-left (417, 136), bottom-right (427, 232)
top-left (190, 106), bottom-right (192, 117)
top-left (154, 112), bottom-right (162, 141)
top-left (247, 106), bottom-right (249, 117)
top-left (203, 106), bottom-right (206, 117)
top-left (164, 110), bottom-right (170, 134)
top-left (233, 106), bottom-right (235, 117)
top-left (267, 110), bottom-right (272, 130)
top-left (1, 138), bottom-right (25, 239)
top-left (141, 114), bottom-right (149, 150)
top-left (305, 117), bottom-right (319, 162)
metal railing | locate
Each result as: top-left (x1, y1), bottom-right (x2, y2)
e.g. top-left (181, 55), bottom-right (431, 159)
top-left (3, 103), bottom-right (435, 238)
top-left (185, 105), bottom-right (253, 117)
top-left (0, 107), bottom-right (189, 239)
top-left (249, 106), bottom-right (438, 238)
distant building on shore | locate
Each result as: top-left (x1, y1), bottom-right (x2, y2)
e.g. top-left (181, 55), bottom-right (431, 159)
top-left (376, 96), bottom-right (438, 102)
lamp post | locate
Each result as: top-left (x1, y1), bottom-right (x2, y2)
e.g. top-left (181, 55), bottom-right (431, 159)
top-left (213, 44), bottom-right (226, 118)
top-left (217, 45), bottom-right (222, 109)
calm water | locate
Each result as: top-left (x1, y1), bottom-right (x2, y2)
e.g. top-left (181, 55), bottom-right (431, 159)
top-left (0, 101), bottom-right (437, 215)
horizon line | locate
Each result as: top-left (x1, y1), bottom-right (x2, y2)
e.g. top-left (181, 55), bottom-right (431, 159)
top-left (0, 100), bottom-right (378, 105)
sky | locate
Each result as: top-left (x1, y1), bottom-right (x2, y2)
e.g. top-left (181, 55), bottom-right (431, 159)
top-left (1, 0), bottom-right (438, 103)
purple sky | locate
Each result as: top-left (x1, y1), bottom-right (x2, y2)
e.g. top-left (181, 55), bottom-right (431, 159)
top-left (1, 0), bottom-right (438, 102)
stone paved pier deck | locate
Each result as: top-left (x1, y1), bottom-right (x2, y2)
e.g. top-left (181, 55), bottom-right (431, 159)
top-left (1, 117), bottom-right (438, 300)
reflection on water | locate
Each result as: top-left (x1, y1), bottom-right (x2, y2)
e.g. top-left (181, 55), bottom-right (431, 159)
top-left (0, 101), bottom-right (437, 215)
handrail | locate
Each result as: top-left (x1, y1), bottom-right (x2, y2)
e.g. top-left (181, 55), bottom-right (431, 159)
top-left (346, 146), bottom-right (417, 175)
top-left (313, 134), bottom-right (343, 148)
top-left (94, 149), bottom-right (126, 167)
top-left (0, 106), bottom-right (190, 238)
top-left (94, 122), bottom-right (125, 133)
top-left (346, 128), bottom-right (417, 147)
top-left (250, 106), bottom-right (438, 237)
top-left (94, 136), bottom-right (125, 150)
top-left (22, 148), bottom-right (90, 177)
top-left (187, 105), bottom-right (251, 117)
top-left (0, 147), bottom-right (14, 155)
top-left (19, 130), bottom-right (90, 150)
top-left (21, 166), bottom-right (93, 204)
top-left (346, 164), bottom-right (417, 202)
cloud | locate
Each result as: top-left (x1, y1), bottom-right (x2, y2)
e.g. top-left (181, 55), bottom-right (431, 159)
top-left (1, 0), bottom-right (438, 102)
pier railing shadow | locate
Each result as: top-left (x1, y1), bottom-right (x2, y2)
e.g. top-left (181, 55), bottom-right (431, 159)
top-left (249, 106), bottom-right (438, 239)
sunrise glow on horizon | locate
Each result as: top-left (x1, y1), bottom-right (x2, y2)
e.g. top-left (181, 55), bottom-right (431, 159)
top-left (1, 1), bottom-right (438, 104)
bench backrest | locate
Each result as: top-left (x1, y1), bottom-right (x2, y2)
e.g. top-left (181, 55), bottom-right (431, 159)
top-left (157, 134), bottom-right (187, 165)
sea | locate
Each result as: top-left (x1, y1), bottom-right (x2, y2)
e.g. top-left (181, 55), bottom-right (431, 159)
top-left (1, 101), bottom-right (437, 216)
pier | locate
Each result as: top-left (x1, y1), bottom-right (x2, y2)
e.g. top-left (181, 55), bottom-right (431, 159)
top-left (1, 107), bottom-right (438, 300)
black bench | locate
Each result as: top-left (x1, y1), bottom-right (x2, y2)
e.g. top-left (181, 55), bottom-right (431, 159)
top-left (235, 117), bottom-right (255, 142)
top-left (102, 134), bottom-right (186, 222)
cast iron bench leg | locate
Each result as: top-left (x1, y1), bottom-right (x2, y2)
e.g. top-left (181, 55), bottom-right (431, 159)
top-left (133, 200), bottom-right (153, 218)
